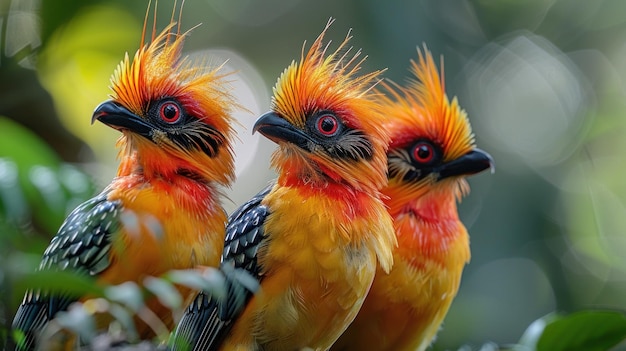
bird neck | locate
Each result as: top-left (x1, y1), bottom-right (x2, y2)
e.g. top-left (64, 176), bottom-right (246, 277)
top-left (117, 145), bottom-right (217, 198)
top-left (279, 174), bottom-right (384, 220)
top-left (273, 148), bottom-right (383, 197)
top-left (384, 178), bottom-right (467, 223)
top-left (116, 137), bottom-right (214, 187)
top-left (406, 189), bottom-right (459, 223)
top-left (112, 153), bottom-right (223, 225)
top-left (276, 169), bottom-right (381, 203)
top-left (388, 184), bottom-right (470, 267)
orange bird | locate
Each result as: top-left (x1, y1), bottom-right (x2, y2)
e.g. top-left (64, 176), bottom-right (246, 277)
top-left (11, 6), bottom-right (236, 350)
top-left (331, 48), bottom-right (494, 351)
top-left (171, 20), bottom-right (397, 351)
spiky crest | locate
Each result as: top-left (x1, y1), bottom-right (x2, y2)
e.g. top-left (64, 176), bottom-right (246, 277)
top-left (270, 19), bottom-right (390, 192)
top-left (381, 46), bottom-right (475, 214)
top-left (107, 1), bottom-right (236, 185)
top-left (382, 46), bottom-right (474, 163)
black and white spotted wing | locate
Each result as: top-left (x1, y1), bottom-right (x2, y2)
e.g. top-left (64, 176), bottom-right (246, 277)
top-left (171, 183), bottom-right (273, 351)
top-left (12, 189), bottom-right (120, 350)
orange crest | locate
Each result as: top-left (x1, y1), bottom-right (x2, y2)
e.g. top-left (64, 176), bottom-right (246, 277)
top-left (106, 2), bottom-right (236, 186)
top-left (109, 6), bottom-right (234, 139)
top-left (269, 19), bottom-right (391, 192)
top-left (272, 19), bottom-right (387, 141)
top-left (382, 47), bottom-right (474, 162)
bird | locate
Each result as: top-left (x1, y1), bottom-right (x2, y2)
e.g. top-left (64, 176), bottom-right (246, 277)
top-left (331, 47), bottom-right (494, 351)
top-left (11, 5), bottom-right (237, 350)
top-left (170, 19), bottom-right (397, 351)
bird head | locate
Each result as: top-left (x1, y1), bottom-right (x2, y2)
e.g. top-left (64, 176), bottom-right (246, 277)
top-left (253, 20), bottom-right (389, 193)
top-left (92, 19), bottom-right (236, 186)
top-left (382, 47), bottom-right (494, 215)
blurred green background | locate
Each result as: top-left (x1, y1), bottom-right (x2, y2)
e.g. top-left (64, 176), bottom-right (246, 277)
top-left (1, 0), bottom-right (626, 349)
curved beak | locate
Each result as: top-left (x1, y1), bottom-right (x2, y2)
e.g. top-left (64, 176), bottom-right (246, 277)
top-left (253, 111), bottom-right (310, 149)
top-left (92, 100), bottom-right (152, 138)
top-left (437, 148), bottom-right (495, 181)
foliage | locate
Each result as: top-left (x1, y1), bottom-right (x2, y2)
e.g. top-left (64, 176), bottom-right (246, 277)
top-left (0, 117), bottom-right (96, 239)
top-left (448, 311), bottom-right (626, 351)
top-left (518, 311), bottom-right (626, 351)
top-left (3, 0), bottom-right (626, 349)
top-left (8, 266), bottom-right (255, 349)
top-left (0, 117), bottom-right (97, 348)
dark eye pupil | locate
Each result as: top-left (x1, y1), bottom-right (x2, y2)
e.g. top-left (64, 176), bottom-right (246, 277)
top-left (417, 145), bottom-right (431, 159)
top-left (163, 105), bottom-right (177, 119)
top-left (321, 118), bottom-right (335, 132)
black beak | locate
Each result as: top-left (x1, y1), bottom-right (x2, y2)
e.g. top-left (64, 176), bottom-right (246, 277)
top-left (437, 148), bottom-right (495, 180)
top-left (92, 100), bottom-right (152, 138)
top-left (253, 111), bottom-right (310, 149)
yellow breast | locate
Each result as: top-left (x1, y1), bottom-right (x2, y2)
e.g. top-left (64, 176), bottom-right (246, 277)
top-left (224, 185), bottom-right (393, 351)
top-left (333, 213), bottom-right (469, 351)
top-left (96, 175), bottom-right (226, 335)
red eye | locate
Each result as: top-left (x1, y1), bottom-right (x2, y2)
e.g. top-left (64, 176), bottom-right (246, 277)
top-left (160, 102), bottom-right (181, 124)
top-left (412, 141), bottom-right (435, 164)
top-left (316, 114), bottom-right (339, 136)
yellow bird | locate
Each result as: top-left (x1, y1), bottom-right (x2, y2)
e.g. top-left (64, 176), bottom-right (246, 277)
top-left (12, 5), bottom-right (237, 349)
top-left (172, 20), bottom-right (397, 351)
top-left (332, 47), bottom-right (494, 351)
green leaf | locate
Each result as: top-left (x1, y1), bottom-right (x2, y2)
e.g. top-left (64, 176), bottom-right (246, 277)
top-left (536, 310), bottom-right (626, 351)
top-left (516, 312), bottom-right (560, 350)
top-left (222, 264), bottom-right (260, 294)
top-left (143, 276), bottom-right (183, 310)
top-left (104, 281), bottom-right (144, 312)
top-left (0, 159), bottom-right (29, 227)
top-left (14, 269), bottom-right (103, 298)
top-left (0, 117), bottom-right (96, 236)
top-left (11, 329), bottom-right (26, 350)
top-left (106, 302), bottom-right (138, 340)
top-left (164, 269), bottom-right (226, 295)
top-left (0, 117), bottom-right (60, 168)
top-left (53, 302), bottom-right (97, 341)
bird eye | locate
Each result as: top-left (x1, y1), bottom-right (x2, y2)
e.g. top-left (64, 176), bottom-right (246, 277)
top-left (159, 102), bottom-right (181, 124)
top-left (412, 141), bottom-right (435, 164)
top-left (315, 114), bottom-right (339, 136)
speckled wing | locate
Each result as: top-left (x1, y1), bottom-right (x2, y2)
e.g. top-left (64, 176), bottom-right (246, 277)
top-left (12, 189), bottom-right (120, 350)
top-left (172, 183), bottom-right (272, 351)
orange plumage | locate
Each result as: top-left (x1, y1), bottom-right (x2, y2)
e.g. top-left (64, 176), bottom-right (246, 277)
top-left (171, 20), bottom-right (396, 351)
top-left (331, 47), bottom-right (494, 351)
top-left (12, 6), bottom-right (236, 349)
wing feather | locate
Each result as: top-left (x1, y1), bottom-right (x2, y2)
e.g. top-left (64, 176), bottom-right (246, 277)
top-left (171, 184), bottom-right (273, 350)
top-left (12, 190), bottom-right (120, 350)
